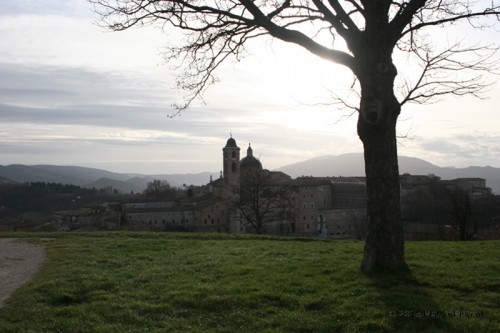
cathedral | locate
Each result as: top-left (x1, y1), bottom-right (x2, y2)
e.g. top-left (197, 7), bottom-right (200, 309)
top-left (206, 135), bottom-right (367, 236)
top-left (211, 135), bottom-right (286, 199)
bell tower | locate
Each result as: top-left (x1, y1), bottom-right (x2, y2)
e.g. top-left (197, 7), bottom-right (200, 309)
top-left (222, 134), bottom-right (240, 193)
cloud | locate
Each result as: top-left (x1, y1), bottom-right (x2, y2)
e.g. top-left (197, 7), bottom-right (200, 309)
top-left (0, 0), bottom-right (91, 18)
top-left (415, 132), bottom-right (500, 167)
top-left (0, 56), bottom-right (365, 173)
top-left (0, 63), bottom-right (176, 107)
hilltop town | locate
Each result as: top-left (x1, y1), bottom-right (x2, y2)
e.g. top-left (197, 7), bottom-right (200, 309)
top-left (38, 135), bottom-right (498, 240)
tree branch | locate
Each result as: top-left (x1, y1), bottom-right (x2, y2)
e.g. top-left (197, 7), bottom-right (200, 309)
top-left (394, 1), bottom-right (500, 40)
top-left (403, 9), bottom-right (500, 38)
top-left (91, 0), bottom-right (357, 112)
top-left (92, 0), bottom-right (500, 114)
top-left (398, 41), bottom-right (499, 106)
top-left (239, 0), bottom-right (356, 69)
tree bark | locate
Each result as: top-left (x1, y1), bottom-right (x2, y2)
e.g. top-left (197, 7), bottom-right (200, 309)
top-left (358, 113), bottom-right (405, 272)
top-left (356, 54), bottom-right (406, 272)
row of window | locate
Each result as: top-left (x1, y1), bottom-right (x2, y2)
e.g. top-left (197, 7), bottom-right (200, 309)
top-left (301, 221), bottom-right (353, 230)
top-left (292, 198), bottom-right (329, 208)
top-left (224, 151), bottom-right (238, 159)
top-left (204, 218), bottom-right (221, 224)
top-left (299, 186), bottom-right (329, 191)
top-left (148, 219), bottom-right (189, 225)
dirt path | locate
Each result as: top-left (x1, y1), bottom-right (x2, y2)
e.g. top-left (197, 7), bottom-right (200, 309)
top-left (0, 238), bottom-right (46, 308)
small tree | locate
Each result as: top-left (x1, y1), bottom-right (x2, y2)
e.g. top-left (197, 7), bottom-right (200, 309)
top-left (92, 0), bottom-right (500, 271)
top-left (471, 194), bottom-right (500, 234)
top-left (404, 178), bottom-right (450, 225)
top-left (143, 179), bottom-right (176, 199)
top-left (238, 170), bottom-right (289, 234)
top-left (405, 181), bottom-right (491, 240)
top-left (448, 187), bottom-right (474, 241)
top-left (347, 209), bottom-right (368, 241)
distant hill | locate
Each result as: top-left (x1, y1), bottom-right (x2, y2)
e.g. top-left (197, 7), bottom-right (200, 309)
top-left (85, 174), bottom-right (216, 193)
top-left (0, 164), bottom-right (216, 193)
top-left (2, 155), bottom-right (499, 194)
top-left (276, 153), bottom-right (500, 194)
top-left (0, 165), bottom-right (130, 186)
top-left (85, 177), bottom-right (145, 194)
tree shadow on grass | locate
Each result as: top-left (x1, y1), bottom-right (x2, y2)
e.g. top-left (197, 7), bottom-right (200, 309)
top-left (364, 266), bottom-right (457, 333)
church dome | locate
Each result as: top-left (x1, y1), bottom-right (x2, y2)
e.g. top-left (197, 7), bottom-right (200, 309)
top-left (240, 144), bottom-right (262, 169)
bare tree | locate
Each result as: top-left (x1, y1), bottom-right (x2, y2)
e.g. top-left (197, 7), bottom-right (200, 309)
top-left (143, 179), bottom-right (176, 199)
top-left (91, 0), bottom-right (500, 272)
top-left (404, 181), bottom-right (491, 240)
top-left (346, 209), bottom-right (367, 241)
top-left (404, 178), bottom-right (450, 225)
top-left (238, 170), bottom-right (289, 234)
top-left (448, 187), bottom-right (475, 241)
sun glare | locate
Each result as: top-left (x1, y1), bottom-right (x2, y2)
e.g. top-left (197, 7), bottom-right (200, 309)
top-left (211, 39), bottom-right (359, 135)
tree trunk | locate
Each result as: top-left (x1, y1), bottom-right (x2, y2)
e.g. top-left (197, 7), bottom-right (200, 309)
top-left (359, 114), bottom-right (405, 272)
top-left (356, 55), bottom-right (406, 272)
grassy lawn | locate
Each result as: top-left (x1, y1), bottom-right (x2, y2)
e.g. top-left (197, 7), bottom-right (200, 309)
top-left (0, 232), bottom-right (498, 332)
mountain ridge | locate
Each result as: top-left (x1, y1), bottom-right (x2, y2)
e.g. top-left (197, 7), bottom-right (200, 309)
top-left (276, 153), bottom-right (500, 193)
top-left (1, 154), bottom-right (499, 193)
top-left (0, 164), bottom-right (217, 193)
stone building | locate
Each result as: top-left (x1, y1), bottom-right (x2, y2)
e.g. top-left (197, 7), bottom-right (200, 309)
top-left (195, 199), bottom-right (231, 233)
top-left (442, 178), bottom-right (491, 198)
top-left (122, 201), bottom-right (195, 231)
top-left (210, 136), bottom-right (368, 237)
top-left (399, 173), bottom-right (492, 240)
top-left (118, 135), bottom-right (368, 238)
top-left (288, 176), bottom-right (367, 238)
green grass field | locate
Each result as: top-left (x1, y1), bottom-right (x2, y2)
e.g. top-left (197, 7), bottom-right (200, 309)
top-left (0, 232), bottom-right (498, 332)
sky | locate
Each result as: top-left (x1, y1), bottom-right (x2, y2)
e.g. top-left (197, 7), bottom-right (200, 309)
top-left (1, 0), bottom-right (499, 175)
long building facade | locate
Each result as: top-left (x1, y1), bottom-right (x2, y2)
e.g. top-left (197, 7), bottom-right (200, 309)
top-left (58, 135), bottom-right (492, 240)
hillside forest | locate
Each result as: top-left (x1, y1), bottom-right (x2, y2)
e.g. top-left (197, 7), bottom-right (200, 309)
top-left (0, 180), bottom-right (180, 231)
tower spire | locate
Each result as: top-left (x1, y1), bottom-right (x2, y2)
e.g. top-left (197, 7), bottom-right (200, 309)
top-left (247, 142), bottom-right (253, 156)
top-left (222, 134), bottom-right (241, 194)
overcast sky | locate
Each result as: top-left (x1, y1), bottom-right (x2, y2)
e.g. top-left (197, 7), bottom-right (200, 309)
top-left (1, 0), bottom-right (499, 175)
